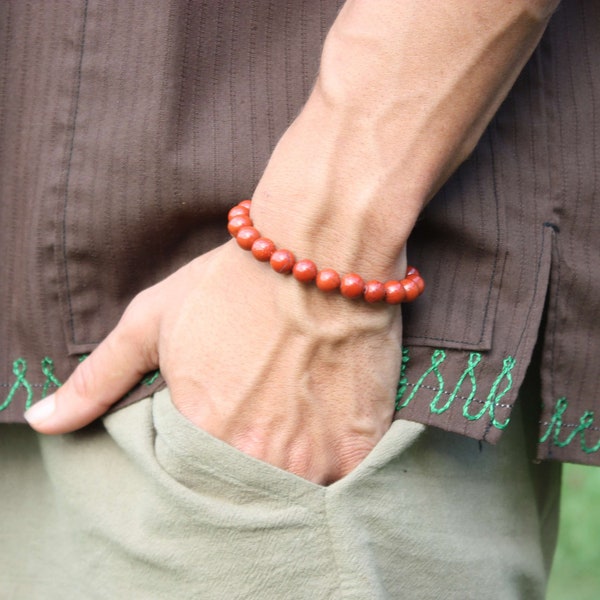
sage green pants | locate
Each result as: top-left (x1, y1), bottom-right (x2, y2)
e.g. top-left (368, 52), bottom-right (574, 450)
top-left (0, 388), bottom-right (560, 600)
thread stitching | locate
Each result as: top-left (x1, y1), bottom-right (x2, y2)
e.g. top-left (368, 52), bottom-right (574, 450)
top-left (62, 0), bottom-right (89, 345)
top-left (0, 359), bottom-right (34, 411)
top-left (396, 348), bottom-right (516, 431)
top-left (0, 358), bottom-right (160, 413)
top-left (540, 397), bottom-right (600, 454)
top-left (403, 382), bottom-right (512, 409)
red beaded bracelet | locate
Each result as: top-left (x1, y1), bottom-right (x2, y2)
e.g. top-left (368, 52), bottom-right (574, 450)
top-left (228, 200), bottom-right (425, 304)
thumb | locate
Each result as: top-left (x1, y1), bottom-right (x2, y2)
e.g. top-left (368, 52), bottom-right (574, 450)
top-left (24, 296), bottom-right (159, 434)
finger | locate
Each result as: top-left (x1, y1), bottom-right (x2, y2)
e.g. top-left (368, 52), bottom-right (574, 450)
top-left (24, 296), bottom-right (160, 434)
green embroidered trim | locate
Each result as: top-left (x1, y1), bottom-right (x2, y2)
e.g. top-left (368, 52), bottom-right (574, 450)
top-left (142, 370), bottom-right (161, 386)
top-left (463, 356), bottom-right (515, 430)
top-left (396, 349), bottom-right (446, 411)
top-left (540, 397), bottom-right (600, 454)
top-left (434, 351), bottom-right (481, 415)
top-left (41, 357), bottom-right (62, 398)
top-left (0, 359), bottom-right (35, 411)
top-left (395, 347), bottom-right (410, 405)
top-left (395, 348), bottom-right (516, 431)
top-left (0, 357), bottom-right (161, 414)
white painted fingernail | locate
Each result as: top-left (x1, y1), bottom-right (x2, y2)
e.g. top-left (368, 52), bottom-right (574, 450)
top-left (24, 394), bottom-right (56, 425)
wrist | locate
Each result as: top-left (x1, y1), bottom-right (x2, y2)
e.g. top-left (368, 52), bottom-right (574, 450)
top-left (250, 95), bottom-right (426, 281)
top-left (218, 238), bottom-right (404, 341)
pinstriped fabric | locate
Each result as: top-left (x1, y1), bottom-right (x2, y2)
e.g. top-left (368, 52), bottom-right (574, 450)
top-left (400, 31), bottom-right (554, 442)
top-left (0, 0), bottom-right (343, 422)
top-left (1, 1), bottom-right (600, 465)
top-left (537, 1), bottom-right (600, 462)
top-left (400, 0), bottom-right (600, 464)
top-left (0, 2), bottom-right (91, 419)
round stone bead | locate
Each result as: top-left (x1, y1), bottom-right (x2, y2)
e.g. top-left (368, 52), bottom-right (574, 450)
top-left (227, 201), bottom-right (425, 304)
top-left (340, 273), bottom-right (365, 299)
top-left (384, 280), bottom-right (406, 304)
top-left (363, 280), bottom-right (386, 303)
top-left (410, 274), bottom-right (425, 294)
top-left (251, 237), bottom-right (276, 262)
top-left (401, 278), bottom-right (421, 302)
top-left (293, 259), bottom-right (317, 283)
top-left (236, 226), bottom-right (261, 250)
top-left (316, 268), bottom-right (341, 292)
top-left (270, 249), bottom-right (295, 273)
top-left (228, 205), bottom-right (249, 220)
top-left (228, 215), bottom-right (252, 236)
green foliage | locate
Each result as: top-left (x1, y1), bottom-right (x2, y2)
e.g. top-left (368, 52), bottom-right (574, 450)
top-left (547, 465), bottom-right (600, 600)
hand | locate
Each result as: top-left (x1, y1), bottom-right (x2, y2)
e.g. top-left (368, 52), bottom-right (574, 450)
top-left (24, 240), bottom-right (404, 484)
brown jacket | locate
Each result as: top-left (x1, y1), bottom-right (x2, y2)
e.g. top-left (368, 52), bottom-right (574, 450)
top-left (1, 0), bottom-right (600, 465)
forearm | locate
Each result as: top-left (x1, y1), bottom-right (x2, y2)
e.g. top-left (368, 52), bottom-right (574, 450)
top-left (251, 0), bottom-right (559, 279)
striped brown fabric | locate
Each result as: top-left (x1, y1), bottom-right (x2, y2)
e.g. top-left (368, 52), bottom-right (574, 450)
top-left (0, 0), bottom-right (343, 418)
top-left (1, 1), bottom-right (600, 465)
top-left (400, 1), bottom-right (600, 465)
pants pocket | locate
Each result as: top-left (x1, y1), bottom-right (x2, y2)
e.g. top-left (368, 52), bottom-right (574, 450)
top-left (152, 387), bottom-right (326, 502)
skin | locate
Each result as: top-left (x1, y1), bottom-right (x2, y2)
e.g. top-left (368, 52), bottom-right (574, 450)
top-left (25, 0), bottom-right (560, 485)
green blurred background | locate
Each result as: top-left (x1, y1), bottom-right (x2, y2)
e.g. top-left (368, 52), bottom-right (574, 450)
top-left (547, 464), bottom-right (600, 600)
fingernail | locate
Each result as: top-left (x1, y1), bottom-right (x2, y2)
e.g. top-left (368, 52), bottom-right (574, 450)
top-left (24, 394), bottom-right (56, 425)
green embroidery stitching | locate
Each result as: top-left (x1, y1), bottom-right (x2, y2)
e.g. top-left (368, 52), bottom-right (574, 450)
top-left (488, 356), bottom-right (516, 429)
top-left (142, 370), bottom-right (161, 386)
top-left (397, 349), bottom-right (600, 455)
top-left (395, 348), bottom-right (410, 407)
top-left (1, 359), bottom-right (34, 411)
top-left (431, 352), bottom-right (481, 414)
top-left (396, 348), bottom-right (516, 431)
top-left (463, 356), bottom-right (515, 429)
top-left (540, 397), bottom-right (600, 454)
top-left (396, 349), bottom-right (446, 410)
top-left (41, 357), bottom-right (62, 398)
top-left (1, 357), bottom-right (162, 414)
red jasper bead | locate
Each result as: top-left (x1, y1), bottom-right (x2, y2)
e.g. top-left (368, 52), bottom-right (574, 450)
top-left (364, 280), bottom-right (386, 303)
top-left (251, 237), bottom-right (276, 261)
top-left (227, 202), bottom-right (425, 304)
top-left (228, 214), bottom-right (252, 236)
top-left (228, 205), bottom-right (249, 220)
top-left (340, 273), bottom-right (365, 299)
top-left (410, 274), bottom-right (425, 294)
top-left (316, 268), bottom-right (341, 292)
top-left (236, 226), bottom-right (260, 250)
top-left (270, 249), bottom-right (295, 273)
top-left (293, 259), bottom-right (317, 283)
top-left (384, 280), bottom-right (406, 304)
top-left (401, 278), bottom-right (421, 302)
